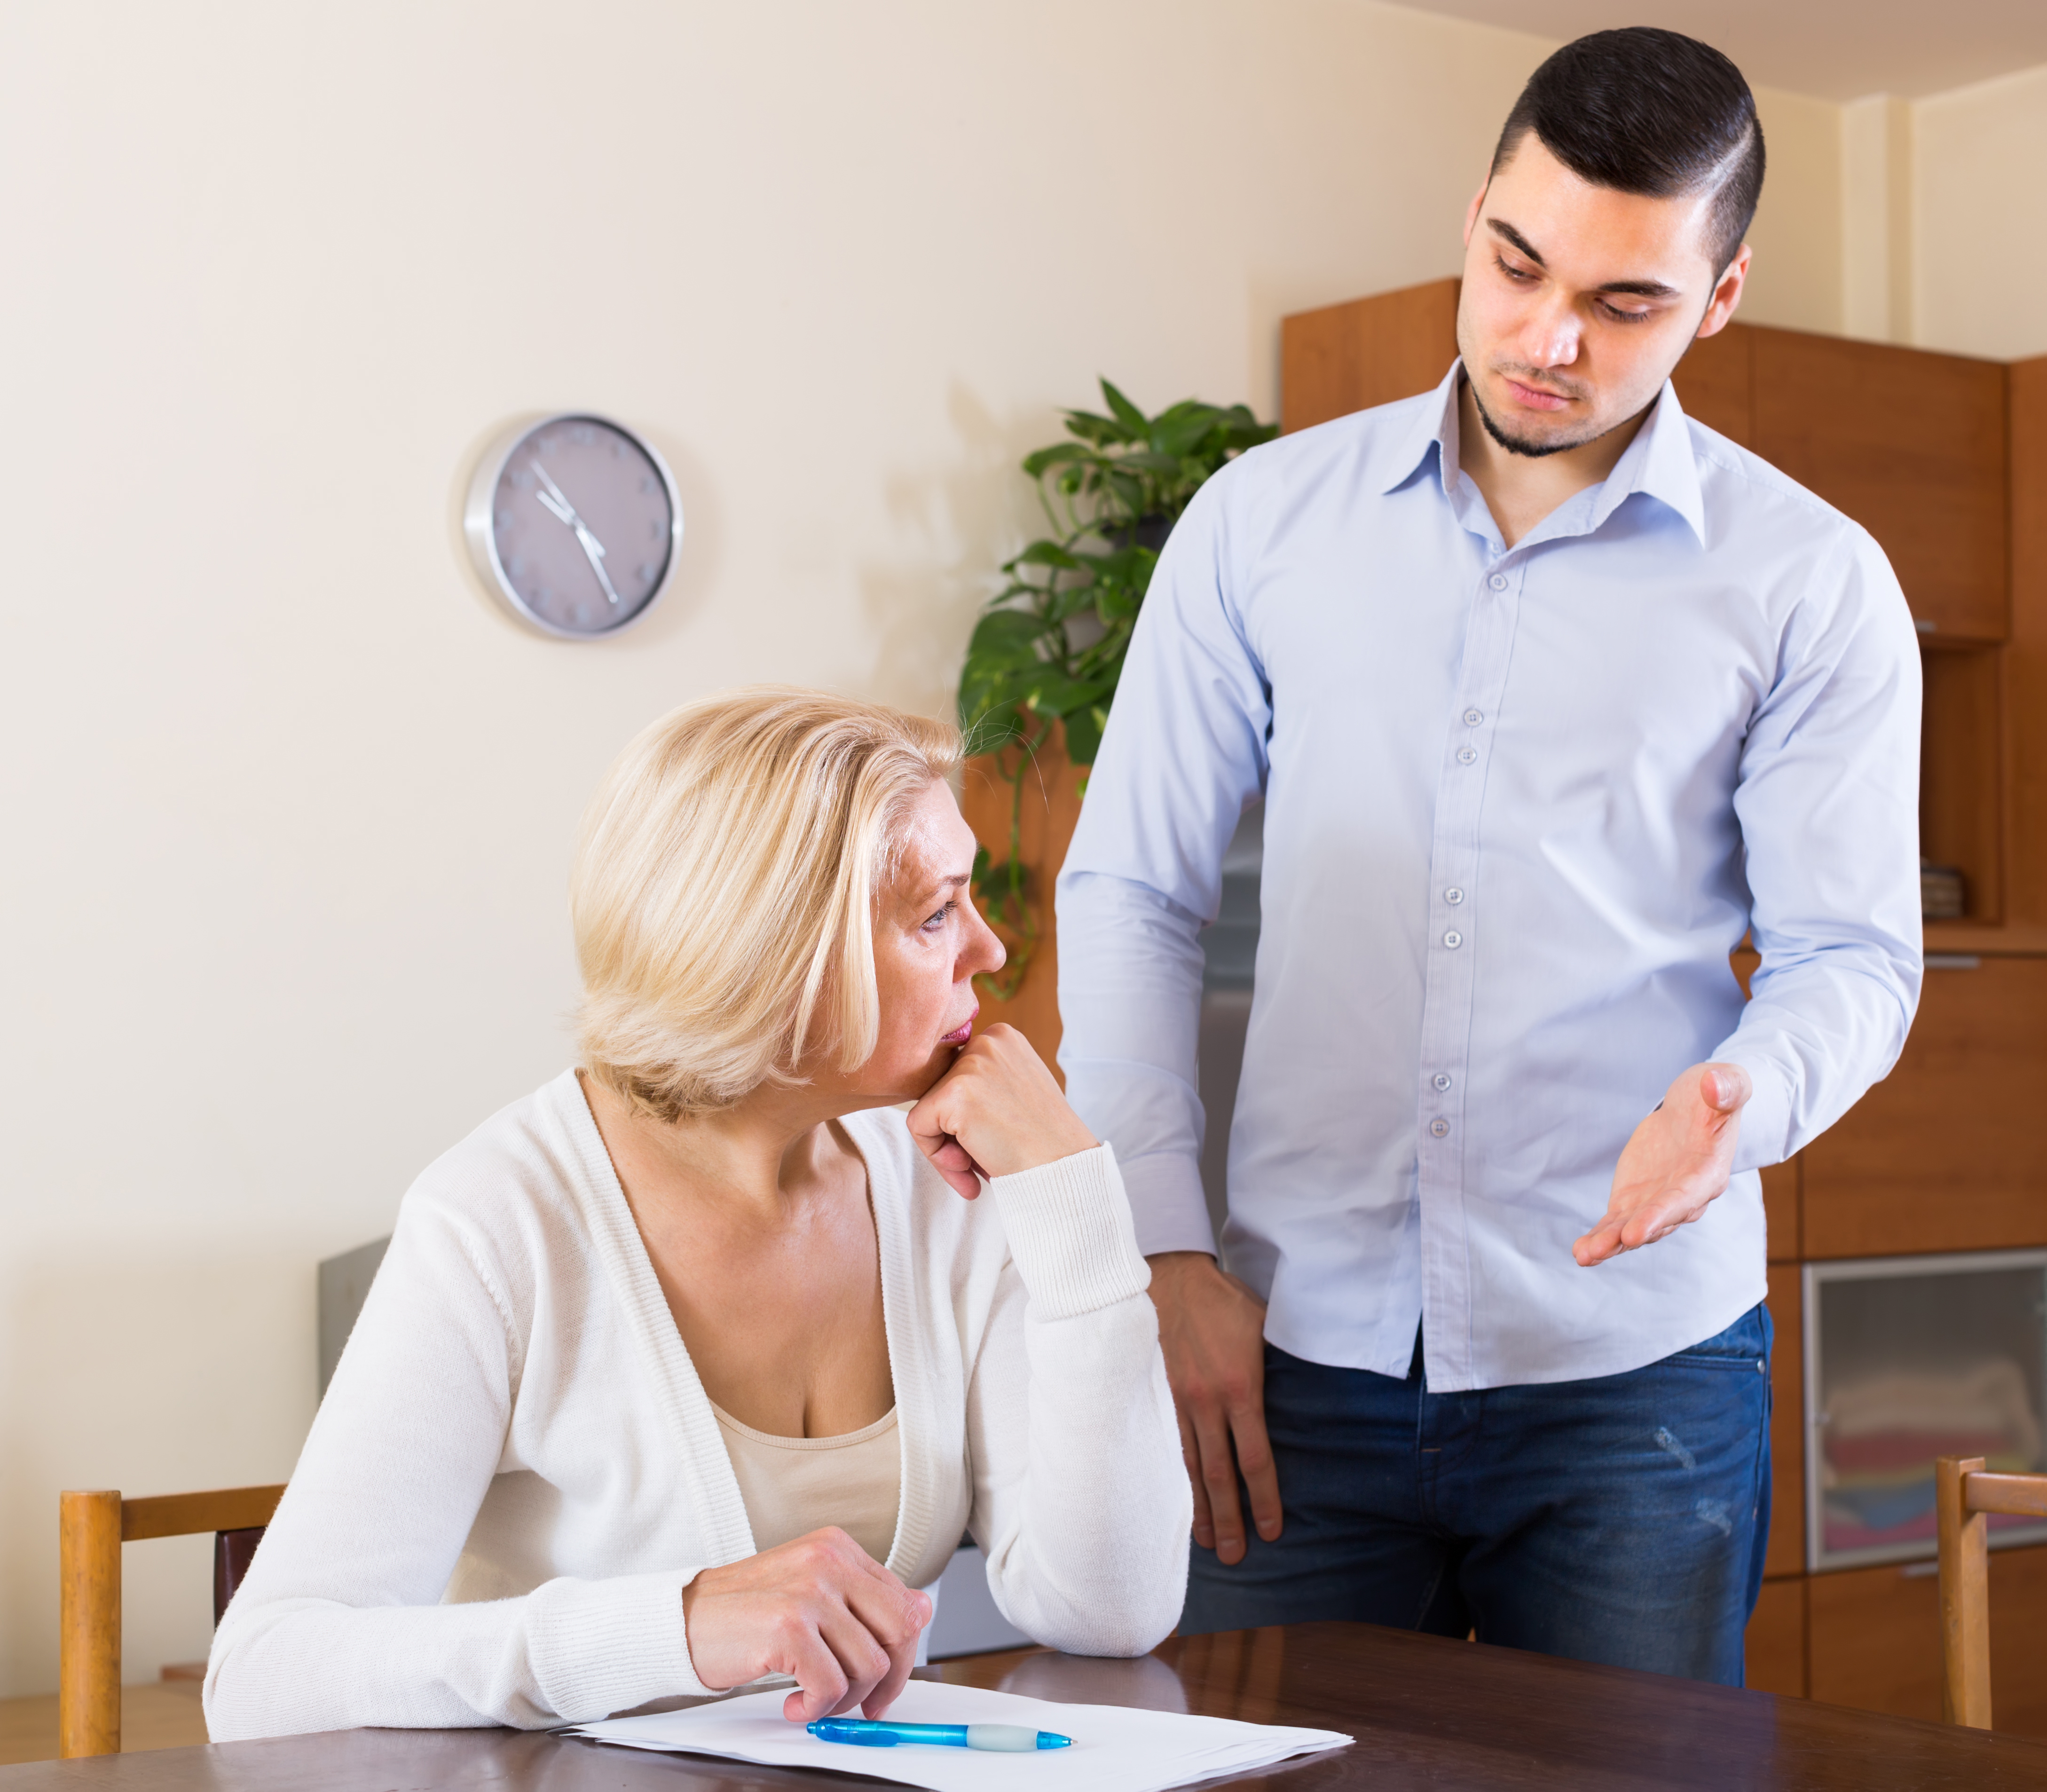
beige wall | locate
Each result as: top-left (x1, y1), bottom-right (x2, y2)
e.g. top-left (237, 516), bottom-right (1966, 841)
top-left (0, 1), bottom-right (1865, 1700)
top-left (1745, 87), bottom-right (1848, 335)
top-left (1914, 63), bottom-right (2047, 360)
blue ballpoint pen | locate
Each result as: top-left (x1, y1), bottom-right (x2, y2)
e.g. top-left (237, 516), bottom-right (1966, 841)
top-left (807, 1719), bottom-right (1073, 1752)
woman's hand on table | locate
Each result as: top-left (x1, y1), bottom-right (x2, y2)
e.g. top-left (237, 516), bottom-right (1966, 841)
top-left (906, 1023), bottom-right (1098, 1199)
top-left (681, 1528), bottom-right (932, 1722)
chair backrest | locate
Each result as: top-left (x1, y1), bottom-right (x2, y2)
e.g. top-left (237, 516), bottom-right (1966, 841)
top-left (58, 1484), bottom-right (285, 1759)
top-left (1934, 1455), bottom-right (2047, 1729)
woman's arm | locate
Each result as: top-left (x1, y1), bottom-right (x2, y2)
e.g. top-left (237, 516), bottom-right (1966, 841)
top-left (204, 1192), bottom-right (709, 1738)
top-left (908, 1028), bottom-right (1192, 1652)
top-left (969, 1148), bottom-right (1192, 1652)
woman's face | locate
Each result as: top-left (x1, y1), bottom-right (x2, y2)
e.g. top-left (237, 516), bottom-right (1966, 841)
top-left (845, 779), bottom-right (1005, 1102)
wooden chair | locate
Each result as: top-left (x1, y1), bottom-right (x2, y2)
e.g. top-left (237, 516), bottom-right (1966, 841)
top-left (1935, 1455), bottom-right (2047, 1729)
top-left (58, 1484), bottom-right (284, 1759)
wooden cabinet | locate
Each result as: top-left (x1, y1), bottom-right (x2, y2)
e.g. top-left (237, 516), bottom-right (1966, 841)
top-left (1279, 278), bottom-right (1458, 432)
top-left (2009, 358), bottom-right (2047, 932)
top-left (1761, 1159), bottom-right (1800, 1261)
top-left (1750, 328), bottom-right (2008, 641)
top-left (957, 721), bottom-right (1086, 1075)
top-left (1921, 646), bottom-right (2005, 924)
top-left (1802, 955), bottom-right (2047, 1258)
top-left (1807, 1547), bottom-right (2047, 1738)
top-left (1745, 1577), bottom-right (1805, 1697)
top-left (1670, 323), bottom-right (1752, 445)
top-left (1676, 324), bottom-right (2010, 640)
top-left (1764, 1267), bottom-right (1804, 1581)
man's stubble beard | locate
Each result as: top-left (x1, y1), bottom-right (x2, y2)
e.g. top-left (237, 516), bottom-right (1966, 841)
top-left (1467, 373), bottom-right (1605, 460)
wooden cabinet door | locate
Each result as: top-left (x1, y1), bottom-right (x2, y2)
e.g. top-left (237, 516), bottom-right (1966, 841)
top-left (1750, 328), bottom-right (2008, 641)
top-left (1279, 279), bottom-right (1458, 434)
top-left (1803, 956), bottom-right (2047, 1257)
top-left (1765, 1266), bottom-right (1804, 1580)
top-left (2008, 357), bottom-right (2047, 932)
top-left (1671, 321), bottom-right (1752, 445)
top-left (1808, 1547), bottom-right (2047, 1737)
top-left (1745, 1577), bottom-right (1805, 1697)
top-left (1761, 1160), bottom-right (1800, 1262)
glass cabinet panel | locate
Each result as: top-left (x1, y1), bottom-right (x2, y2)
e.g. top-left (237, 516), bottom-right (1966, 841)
top-left (1804, 1250), bottom-right (2047, 1570)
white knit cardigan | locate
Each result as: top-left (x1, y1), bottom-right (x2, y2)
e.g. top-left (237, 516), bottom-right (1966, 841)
top-left (204, 1071), bottom-right (1190, 1739)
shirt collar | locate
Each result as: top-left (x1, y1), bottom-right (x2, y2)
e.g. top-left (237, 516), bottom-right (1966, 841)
top-left (1591, 376), bottom-right (1707, 545)
top-left (1378, 360), bottom-right (1707, 548)
top-left (1377, 361), bottom-right (1465, 498)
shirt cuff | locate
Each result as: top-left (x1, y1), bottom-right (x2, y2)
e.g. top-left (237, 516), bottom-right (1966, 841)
top-left (988, 1144), bottom-right (1152, 1321)
top-left (528, 1568), bottom-right (709, 1720)
top-left (1717, 1050), bottom-right (1795, 1174)
top-left (1114, 1151), bottom-right (1219, 1260)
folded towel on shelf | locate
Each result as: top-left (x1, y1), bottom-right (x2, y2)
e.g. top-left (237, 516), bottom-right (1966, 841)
top-left (1820, 1358), bottom-right (2043, 1550)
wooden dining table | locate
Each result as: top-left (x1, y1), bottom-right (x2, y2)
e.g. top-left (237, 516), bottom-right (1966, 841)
top-left (5, 1621), bottom-right (2045, 1790)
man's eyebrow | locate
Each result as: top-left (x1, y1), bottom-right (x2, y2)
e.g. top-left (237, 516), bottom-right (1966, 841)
top-left (1487, 217), bottom-right (1546, 266)
top-left (1486, 216), bottom-right (1681, 300)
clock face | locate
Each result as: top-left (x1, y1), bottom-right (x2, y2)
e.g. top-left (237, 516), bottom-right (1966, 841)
top-left (467, 414), bottom-right (681, 639)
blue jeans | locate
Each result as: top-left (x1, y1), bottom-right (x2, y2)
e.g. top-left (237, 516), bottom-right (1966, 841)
top-left (1182, 1305), bottom-right (1772, 1685)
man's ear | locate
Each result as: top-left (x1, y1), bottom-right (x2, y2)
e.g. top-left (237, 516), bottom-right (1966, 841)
top-left (1695, 244), bottom-right (1752, 341)
top-left (1463, 175), bottom-right (1490, 250)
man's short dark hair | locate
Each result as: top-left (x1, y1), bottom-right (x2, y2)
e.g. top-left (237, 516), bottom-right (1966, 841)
top-left (1491, 28), bottom-right (1765, 279)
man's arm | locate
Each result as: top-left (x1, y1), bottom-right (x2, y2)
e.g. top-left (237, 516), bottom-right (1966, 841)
top-left (1056, 466), bottom-right (1279, 1561)
top-left (1575, 522), bottom-right (1923, 1265)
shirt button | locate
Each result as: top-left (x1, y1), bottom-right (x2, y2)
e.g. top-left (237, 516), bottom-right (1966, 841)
top-left (1445, 887), bottom-right (1464, 905)
top-left (1463, 709), bottom-right (1483, 726)
top-left (1488, 574), bottom-right (1508, 591)
top-left (1444, 930), bottom-right (1463, 948)
top-left (1457, 747), bottom-right (1478, 765)
top-left (1433, 1073), bottom-right (1452, 1091)
top-left (1430, 1119), bottom-right (1450, 1137)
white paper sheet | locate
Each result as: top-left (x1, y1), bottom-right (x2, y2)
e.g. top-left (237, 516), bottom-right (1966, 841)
top-left (565, 1678), bottom-right (1352, 1792)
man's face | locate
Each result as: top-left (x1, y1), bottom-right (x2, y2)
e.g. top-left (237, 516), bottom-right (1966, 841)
top-left (1456, 132), bottom-right (1748, 458)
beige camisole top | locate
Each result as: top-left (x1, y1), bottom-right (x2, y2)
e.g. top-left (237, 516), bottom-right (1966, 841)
top-left (712, 1403), bottom-right (903, 1565)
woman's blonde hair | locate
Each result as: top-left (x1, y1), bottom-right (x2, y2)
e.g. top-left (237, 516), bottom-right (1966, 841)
top-left (572, 686), bottom-right (961, 1121)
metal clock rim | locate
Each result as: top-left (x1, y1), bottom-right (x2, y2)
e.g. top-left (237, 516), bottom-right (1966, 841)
top-left (463, 411), bottom-right (685, 642)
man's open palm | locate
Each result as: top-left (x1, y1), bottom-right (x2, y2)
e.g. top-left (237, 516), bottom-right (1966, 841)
top-left (1574, 1062), bottom-right (1753, 1267)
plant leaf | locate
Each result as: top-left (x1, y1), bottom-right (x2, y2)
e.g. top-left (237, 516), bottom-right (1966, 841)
top-left (1061, 410), bottom-right (1127, 448)
top-left (961, 377), bottom-right (1273, 793)
top-left (1062, 704), bottom-right (1106, 766)
top-left (1098, 378), bottom-right (1149, 434)
top-left (1007, 539), bottom-right (1086, 571)
top-left (1022, 442), bottom-right (1094, 478)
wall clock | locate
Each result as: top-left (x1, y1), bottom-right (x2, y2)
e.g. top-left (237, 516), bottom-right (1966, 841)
top-left (464, 413), bottom-right (683, 639)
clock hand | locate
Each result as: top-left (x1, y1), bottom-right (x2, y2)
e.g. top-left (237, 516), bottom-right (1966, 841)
top-left (571, 519), bottom-right (625, 606)
top-left (531, 459), bottom-right (577, 514)
top-left (530, 459), bottom-right (625, 606)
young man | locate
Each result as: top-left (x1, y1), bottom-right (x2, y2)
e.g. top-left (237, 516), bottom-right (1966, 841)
top-left (1055, 29), bottom-right (1921, 1682)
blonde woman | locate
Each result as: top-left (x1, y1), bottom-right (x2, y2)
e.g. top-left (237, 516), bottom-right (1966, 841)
top-left (205, 688), bottom-right (1189, 1741)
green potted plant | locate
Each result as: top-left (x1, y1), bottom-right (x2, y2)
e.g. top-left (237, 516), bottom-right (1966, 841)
top-left (957, 379), bottom-right (1275, 1001)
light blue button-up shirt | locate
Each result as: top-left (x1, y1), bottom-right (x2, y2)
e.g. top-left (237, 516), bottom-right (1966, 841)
top-left (1056, 364), bottom-right (1923, 1392)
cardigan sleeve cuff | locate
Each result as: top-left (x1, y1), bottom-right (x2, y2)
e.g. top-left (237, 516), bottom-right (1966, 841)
top-left (987, 1144), bottom-right (1151, 1322)
top-left (527, 1567), bottom-right (709, 1720)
